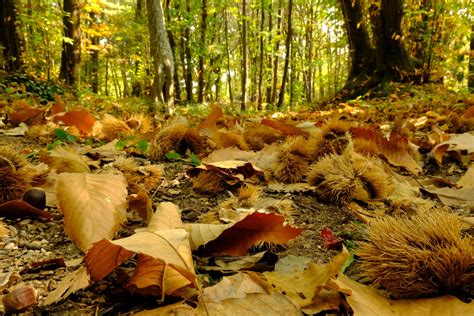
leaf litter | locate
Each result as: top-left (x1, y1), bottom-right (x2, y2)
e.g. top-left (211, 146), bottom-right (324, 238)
top-left (0, 84), bottom-right (473, 314)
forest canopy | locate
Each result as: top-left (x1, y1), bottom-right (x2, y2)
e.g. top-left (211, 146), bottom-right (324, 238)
top-left (0, 0), bottom-right (472, 110)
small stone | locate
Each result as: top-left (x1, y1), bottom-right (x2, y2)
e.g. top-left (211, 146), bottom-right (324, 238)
top-left (19, 219), bottom-right (32, 226)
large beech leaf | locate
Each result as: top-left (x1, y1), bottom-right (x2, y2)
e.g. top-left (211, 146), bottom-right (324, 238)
top-left (261, 118), bottom-right (309, 136)
top-left (85, 202), bottom-right (195, 296)
top-left (56, 173), bottom-right (128, 252)
top-left (198, 211), bottom-right (304, 256)
top-left (431, 133), bottom-right (474, 165)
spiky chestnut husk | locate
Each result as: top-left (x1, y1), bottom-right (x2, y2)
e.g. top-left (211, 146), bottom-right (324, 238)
top-left (242, 122), bottom-right (285, 151)
top-left (0, 165), bottom-right (32, 203)
top-left (274, 151), bottom-right (309, 183)
top-left (0, 146), bottom-right (28, 170)
top-left (148, 124), bottom-right (207, 161)
top-left (101, 115), bottom-right (133, 141)
top-left (357, 208), bottom-right (474, 299)
top-left (191, 171), bottom-right (226, 193)
top-left (307, 153), bottom-right (391, 205)
top-left (353, 138), bottom-right (379, 157)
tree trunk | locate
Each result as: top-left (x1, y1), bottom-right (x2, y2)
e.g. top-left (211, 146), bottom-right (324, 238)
top-left (339, 0), bottom-right (376, 82)
top-left (182, 1), bottom-right (193, 102)
top-left (257, 0), bottom-right (265, 109)
top-left (370, 0), bottom-right (419, 83)
top-left (0, 0), bottom-right (23, 72)
top-left (198, 0), bottom-right (207, 104)
top-left (131, 0), bottom-right (144, 97)
top-left (271, 1), bottom-right (282, 104)
top-left (469, 24), bottom-right (474, 92)
top-left (60, 0), bottom-right (81, 87)
top-left (90, 12), bottom-right (99, 93)
top-left (240, 0), bottom-right (248, 111)
top-left (224, 7), bottom-right (233, 104)
top-left (165, 0), bottom-right (180, 103)
top-left (277, 0), bottom-right (292, 109)
top-left (146, 0), bottom-right (174, 112)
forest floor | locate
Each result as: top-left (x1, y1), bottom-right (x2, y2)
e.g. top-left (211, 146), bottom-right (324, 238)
top-left (0, 82), bottom-right (473, 314)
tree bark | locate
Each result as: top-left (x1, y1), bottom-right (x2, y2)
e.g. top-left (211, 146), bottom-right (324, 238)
top-left (469, 24), bottom-right (474, 92)
top-left (241, 0), bottom-right (248, 111)
top-left (198, 0), bottom-right (207, 103)
top-left (370, 0), bottom-right (418, 82)
top-left (0, 0), bottom-right (23, 72)
top-left (90, 12), bottom-right (99, 94)
top-left (146, 0), bottom-right (174, 111)
top-left (277, 0), bottom-right (292, 109)
top-left (257, 0), bottom-right (265, 109)
top-left (339, 0), bottom-right (376, 82)
top-left (60, 0), bottom-right (81, 87)
top-left (224, 7), bottom-right (233, 104)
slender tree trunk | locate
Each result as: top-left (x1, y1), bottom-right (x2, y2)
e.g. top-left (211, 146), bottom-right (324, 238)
top-left (271, 2), bottom-right (282, 104)
top-left (165, 0), bottom-right (180, 103)
top-left (90, 12), bottom-right (99, 93)
top-left (257, 0), bottom-right (265, 109)
top-left (105, 56), bottom-right (109, 96)
top-left (469, 24), bottom-right (474, 92)
top-left (0, 0), bottom-right (23, 72)
top-left (277, 0), bottom-right (292, 109)
top-left (146, 0), bottom-right (174, 111)
top-left (224, 7), bottom-right (233, 104)
top-left (241, 0), bottom-right (248, 111)
top-left (132, 0), bottom-right (144, 97)
top-left (60, 0), bottom-right (81, 87)
top-left (182, 1), bottom-right (193, 102)
top-left (198, 0), bottom-right (207, 103)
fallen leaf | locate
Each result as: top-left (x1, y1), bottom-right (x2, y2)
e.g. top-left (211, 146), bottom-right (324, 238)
top-left (40, 146), bottom-right (91, 174)
top-left (351, 126), bottom-right (422, 174)
top-left (320, 226), bottom-right (344, 250)
top-left (0, 200), bottom-right (52, 221)
top-left (431, 133), bottom-right (474, 165)
top-left (53, 108), bottom-right (96, 134)
top-left (202, 272), bottom-right (268, 302)
top-left (198, 104), bottom-right (224, 130)
top-left (86, 203), bottom-right (195, 296)
top-left (203, 147), bottom-right (256, 163)
top-left (0, 122), bottom-right (28, 136)
top-left (56, 173), bottom-right (128, 252)
top-left (335, 274), bottom-right (473, 316)
top-left (128, 192), bottom-right (153, 223)
top-left (186, 222), bottom-right (231, 251)
top-left (263, 249), bottom-right (349, 314)
top-left (41, 266), bottom-right (90, 306)
top-left (199, 211), bottom-right (304, 256)
top-left (261, 118), bottom-right (309, 137)
top-left (8, 100), bottom-right (44, 125)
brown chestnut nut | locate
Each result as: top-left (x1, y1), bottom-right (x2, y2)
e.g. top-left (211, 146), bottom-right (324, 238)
top-left (23, 188), bottom-right (46, 210)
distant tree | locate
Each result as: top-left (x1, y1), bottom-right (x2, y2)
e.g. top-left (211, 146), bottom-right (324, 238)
top-left (59, 0), bottom-right (81, 87)
top-left (0, 0), bottom-right (23, 72)
top-left (277, 0), bottom-right (293, 108)
top-left (469, 24), bottom-right (473, 92)
top-left (146, 0), bottom-right (174, 111)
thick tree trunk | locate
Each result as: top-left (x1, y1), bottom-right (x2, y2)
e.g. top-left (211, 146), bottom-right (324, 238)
top-left (0, 0), bottom-right (23, 72)
top-left (370, 0), bottom-right (419, 82)
top-left (146, 0), bottom-right (174, 112)
top-left (339, 0), bottom-right (376, 82)
top-left (60, 0), bottom-right (81, 87)
top-left (277, 0), bottom-right (292, 109)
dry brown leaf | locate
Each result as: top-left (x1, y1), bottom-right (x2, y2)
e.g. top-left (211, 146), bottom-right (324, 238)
top-left (335, 274), bottom-right (473, 316)
top-left (263, 249), bottom-right (349, 314)
top-left (351, 126), bottom-right (422, 174)
top-left (0, 200), bottom-right (52, 221)
top-left (197, 104), bottom-right (224, 130)
top-left (8, 100), bottom-right (44, 125)
top-left (261, 118), bottom-right (309, 137)
top-left (41, 266), bottom-right (90, 306)
top-left (203, 147), bottom-right (256, 163)
top-left (128, 192), bottom-right (153, 223)
top-left (56, 173), bottom-right (128, 252)
top-left (40, 146), bottom-right (91, 174)
top-left (86, 203), bottom-right (195, 296)
top-left (203, 272), bottom-right (269, 302)
top-left (186, 222), bottom-right (231, 251)
top-left (199, 211), bottom-right (304, 256)
top-left (432, 133), bottom-right (474, 165)
top-left (53, 108), bottom-right (96, 134)
top-left (133, 301), bottom-right (196, 315)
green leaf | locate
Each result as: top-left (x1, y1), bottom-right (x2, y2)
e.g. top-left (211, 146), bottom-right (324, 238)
top-left (115, 139), bottom-right (127, 150)
top-left (340, 253), bottom-right (354, 274)
top-left (54, 128), bottom-right (77, 142)
top-left (187, 152), bottom-right (201, 167)
top-left (165, 151), bottom-right (182, 161)
top-left (136, 139), bottom-right (148, 153)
